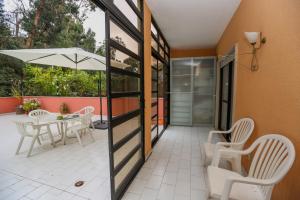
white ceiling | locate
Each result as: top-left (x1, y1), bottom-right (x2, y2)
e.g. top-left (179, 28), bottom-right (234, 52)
top-left (146, 0), bottom-right (241, 49)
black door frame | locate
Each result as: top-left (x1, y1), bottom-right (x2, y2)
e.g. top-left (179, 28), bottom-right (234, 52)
top-left (218, 61), bottom-right (234, 141)
top-left (150, 16), bottom-right (170, 147)
top-left (92, 1), bottom-right (145, 200)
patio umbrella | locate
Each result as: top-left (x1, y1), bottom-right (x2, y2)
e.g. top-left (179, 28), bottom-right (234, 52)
top-left (0, 48), bottom-right (127, 129)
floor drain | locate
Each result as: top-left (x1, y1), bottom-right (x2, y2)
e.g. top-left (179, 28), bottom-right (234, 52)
top-left (75, 181), bottom-right (84, 187)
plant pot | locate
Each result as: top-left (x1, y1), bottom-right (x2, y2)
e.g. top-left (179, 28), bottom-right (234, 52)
top-left (16, 106), bottom-right (25, 115)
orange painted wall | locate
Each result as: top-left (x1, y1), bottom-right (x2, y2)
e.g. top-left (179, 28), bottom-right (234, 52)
top-left (0, 97), bottom-right (20, 114)
top-left (144, 1), bottom-right (152, 157)
top-left (217, 0), bottom-right (300, 199)
top-left (0, 96), bottom-right (140, 117)
top-left (170, 48), bottom-right (216, 58)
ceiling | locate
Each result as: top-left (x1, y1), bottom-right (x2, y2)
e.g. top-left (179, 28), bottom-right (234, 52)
top-left (146, 0), bottom-right (241, 49)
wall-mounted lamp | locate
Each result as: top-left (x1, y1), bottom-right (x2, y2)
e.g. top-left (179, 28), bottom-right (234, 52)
top-left (244, 32), bottom-right (266, 71)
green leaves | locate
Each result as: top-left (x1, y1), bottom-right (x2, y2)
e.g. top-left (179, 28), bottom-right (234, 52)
top-left (23, 65), bottom-right (101, 97)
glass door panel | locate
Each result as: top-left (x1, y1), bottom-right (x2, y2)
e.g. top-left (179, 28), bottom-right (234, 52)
top-left (192, 58), bottom-right (215, 125)
top-left (170, 59), bottom-right (192, 126)
top-left (106, 12), bottom-right (144, 200)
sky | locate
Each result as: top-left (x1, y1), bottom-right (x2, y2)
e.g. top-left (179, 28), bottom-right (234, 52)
top-left (3, 0), bottom-right (106, 46)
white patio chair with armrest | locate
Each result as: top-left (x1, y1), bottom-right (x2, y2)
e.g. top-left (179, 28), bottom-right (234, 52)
top-left (204, 118), bottom-right (254, 172)
top-left (29, 109), bottom-right (61, 135)
top-left (66, 114), bottom-right (95, 146)
top-left (73, 106), bottom-right (95, 131)
top-left (207, 134), bottom-right (295, 200)
top-left (14, 121), bottom-right (56, 157)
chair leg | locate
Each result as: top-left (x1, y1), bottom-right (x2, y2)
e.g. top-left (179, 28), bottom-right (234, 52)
top-left (56, 123), bottom-right (61, 135)
top-left (37, 137), bottom-right (42, 145)
top-left (27, 135), bottom-right (38, 157)
top-left (16, 136), bottom-right (25, 155)
top-left (90, 120), bottom-right (95, 131)
top-left (75, 130), bottom-right (83, 146)
top-left (46, 125), bottom-right (55, 147)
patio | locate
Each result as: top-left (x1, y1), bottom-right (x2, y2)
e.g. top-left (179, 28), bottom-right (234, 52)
top-left (0, 113), bottom-right (111, 200)
top-left (0, 112), bottom-right (220, 200)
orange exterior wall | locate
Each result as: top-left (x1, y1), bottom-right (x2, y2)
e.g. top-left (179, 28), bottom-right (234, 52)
top-left (0, 96), bottom-right (140, 117)
top-left (0, 97), bottom-right (20, 114)
top-left (144, 1), bottom-right (152, 157)
top-left (217, 0), bottom-right (300, 199)
top-left (170, 48), bottom-right (216, 58)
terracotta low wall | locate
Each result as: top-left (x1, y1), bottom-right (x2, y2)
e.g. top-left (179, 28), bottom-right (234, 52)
top-left (0, 97), bottom-right (165, 125)
top-left (0, 97), bottom-right (20, 114)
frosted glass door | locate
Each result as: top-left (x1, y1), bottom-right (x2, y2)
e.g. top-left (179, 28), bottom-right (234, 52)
top-left (193, 58), bottom-right (215, 125)
top-left (170, 59), bottom-right (192, 125)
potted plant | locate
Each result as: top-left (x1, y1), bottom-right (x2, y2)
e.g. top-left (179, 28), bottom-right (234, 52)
top-left (23, 98), bottom-right (41, 114)
top-left (11, 80), bottom-right (24, 115)
top-left (59, 102), bottom-right (69, 114)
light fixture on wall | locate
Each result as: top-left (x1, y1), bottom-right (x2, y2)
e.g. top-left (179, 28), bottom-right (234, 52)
top-left (244, 32), bottom-right (266, 71)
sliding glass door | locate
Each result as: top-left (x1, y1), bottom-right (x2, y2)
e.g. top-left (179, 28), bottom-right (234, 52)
top-left (170, 57), bottom-right (216, 126)
top-left (150, 17), bottom-right (170, 146)
top-left (104, 1), bottom-right (144, 199)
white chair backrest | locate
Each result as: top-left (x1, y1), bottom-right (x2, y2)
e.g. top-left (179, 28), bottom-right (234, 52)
top-left (247, 134), bottom-right (295, 198)
top-left (29, 109), bottom-right (51, 123)
top-left (230, 118), bottom-right (254, 148)
top-left (75, 106), bottom-right (95, 115)
top-left (14, 121), bottom-right (31, 136)
top-left (84, 106), bottom-right (95, 114)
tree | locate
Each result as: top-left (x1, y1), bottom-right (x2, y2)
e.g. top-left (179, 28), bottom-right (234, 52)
top-left (21, 0), bottom-right (97, 49)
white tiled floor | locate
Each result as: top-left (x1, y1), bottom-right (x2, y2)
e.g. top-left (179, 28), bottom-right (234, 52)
top-left (123, 126), bottom-right (215, 200)
top-left (0, 114), bottom-right (110, 200)
top-left (1, 113), bottom-right (218, 200)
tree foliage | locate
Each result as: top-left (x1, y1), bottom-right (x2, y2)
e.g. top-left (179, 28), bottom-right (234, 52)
top-left (0, 0), bottom-right (100, 96)
top-left (23, 65), bottom-right (104, 97)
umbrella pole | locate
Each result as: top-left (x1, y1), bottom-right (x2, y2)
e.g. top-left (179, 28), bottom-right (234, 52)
top-left (93, 70), bottom-right (107, 130)
top-left (99, 71), bottom-right (103, 122)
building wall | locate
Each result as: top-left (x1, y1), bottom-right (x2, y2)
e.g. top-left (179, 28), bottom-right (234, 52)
top-left (0, 97), bottom-right (20, 114)
top-left (144, 1), bottom-right (152, 158)
top-left (170, 48), bottom-right (216, 58)
top-left (217, 0), bottom-right (300, 199)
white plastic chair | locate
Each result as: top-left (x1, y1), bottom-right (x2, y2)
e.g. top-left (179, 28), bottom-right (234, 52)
top-left (73, 106), bottom-right (95, 131)
top-left (14, 121), bottom-right (56, 157)
top-left (204, 118), bottom-right (254, 172)
top-left (66, 114), bottom-right (95, 146)
top-left (207, 134), bottom-right (295, 200)
top-left (29, 109), bottom-right (61, 135)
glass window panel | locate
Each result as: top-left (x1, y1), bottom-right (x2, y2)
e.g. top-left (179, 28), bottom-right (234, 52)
top-left (158, 67), bottom-right (164, 98)
top-left (131, 0), bottom-right (141, 11)
top-left (165, 45), bottom-right (169, 54)
top-left (110, 47), bottom-right (140, 74)
top-left (112, 97), bottom-right (140, 117)
top-left (152, 105), bottom-right (157, 117)
top-left (110, 20), bottom-right (139, 55)
top-left (111, 73), bottom-right (140, 93)
top-left (152, 92), bottom-right (157, 103)
top-left (113, 0), bottom-right (141, 31)
top-left (152, 80), bottom-right (157, 91)
top-left (151, 56), bottom-right (157, 68)
top-left (151, 116), bottom-right (157, 129)
top-left (171, 59), bottom-right (192, 75)
top-left (113, 115), bottom-right (140, 145)
top-left (159, 48), bottom-right (164, 58)
top-left (151, 126), bottom-right (158, 140)
top-left (159, 37), bottom-right (164, 47)
top-left (114, 133), bottom-right (141, 168)
top-left (151, 23), bottom-right (157, 37)
top-left (114, 150), bottom-right (142, 190)
top-left (152, 68), bottom-right (157, 80)
top-left (151, 37), bottom-right (158, 51)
